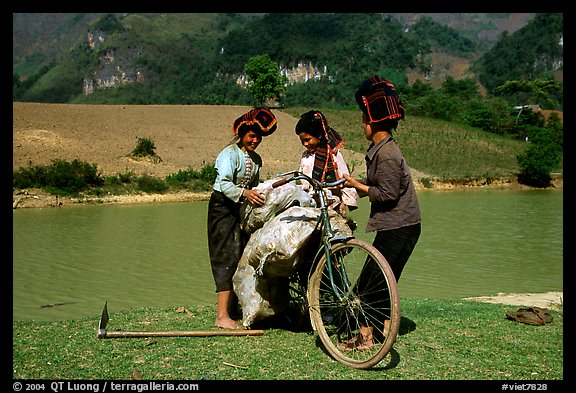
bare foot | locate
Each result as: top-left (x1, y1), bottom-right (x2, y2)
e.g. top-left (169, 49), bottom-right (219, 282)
top-left (215, 318), bottom-right (244, 330)
top-left (338, 326), bottom-right (374, 351)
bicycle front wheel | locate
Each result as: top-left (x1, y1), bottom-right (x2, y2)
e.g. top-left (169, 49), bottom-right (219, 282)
top-left (308, 238), bottom-right (400, 369)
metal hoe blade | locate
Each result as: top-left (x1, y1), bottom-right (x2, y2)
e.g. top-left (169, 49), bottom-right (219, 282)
top-left (97, 302), bottom-right (263, 338)
top-left (97, 301), bottom-right (110, 336)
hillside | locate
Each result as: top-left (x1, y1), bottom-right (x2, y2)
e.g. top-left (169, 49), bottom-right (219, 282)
top-left (13, 103), bottom-right (305, 180)
top-left (389, 13), bottom-right (536, 45)
top-left (12, 103), bottom-right (382, 207)
top-left (14, 103), bottom-right (561, 209)
top-left (14, 13), bottom-right (555, 107)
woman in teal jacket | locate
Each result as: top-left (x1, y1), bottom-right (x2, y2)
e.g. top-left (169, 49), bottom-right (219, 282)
top-left (207, 107), bottom-right (277, 330)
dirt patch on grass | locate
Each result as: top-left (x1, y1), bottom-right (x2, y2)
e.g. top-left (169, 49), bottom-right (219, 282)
top-left (465, 291), bottom-right (563, 311)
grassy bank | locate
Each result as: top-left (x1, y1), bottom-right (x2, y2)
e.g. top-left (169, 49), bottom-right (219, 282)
top-left (282, 107), bottom-right (533, 181)
top-left (13, 298), bottom-right (563, 381)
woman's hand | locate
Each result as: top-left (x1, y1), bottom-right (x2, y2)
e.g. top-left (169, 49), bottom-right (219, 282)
top-left (243, 189), bottom-right (265, 206)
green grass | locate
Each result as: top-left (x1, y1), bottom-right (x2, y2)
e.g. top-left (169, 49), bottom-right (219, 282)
top-left (12, 298), bottom-right (563, 380)
top-left (282, 107), bottom-right (529, 180)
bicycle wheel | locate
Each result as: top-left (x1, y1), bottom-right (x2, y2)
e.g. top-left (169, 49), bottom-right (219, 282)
top-left (308, 238), bottom-right (400, 369)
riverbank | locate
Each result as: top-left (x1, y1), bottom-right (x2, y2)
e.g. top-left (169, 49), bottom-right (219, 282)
top-left (12, 173), bottom-right (563, 209)
top-left (12, 102), bottom-right (563, 210)
top-left (12, 188), bottom-right (213, 209)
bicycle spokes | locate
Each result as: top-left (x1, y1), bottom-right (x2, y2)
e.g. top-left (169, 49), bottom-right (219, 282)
top-left (308, 239), bottom-right (400, 369)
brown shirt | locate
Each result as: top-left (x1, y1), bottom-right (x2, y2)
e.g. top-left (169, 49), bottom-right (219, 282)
top-left (359, 136), bottom-right (421, 232)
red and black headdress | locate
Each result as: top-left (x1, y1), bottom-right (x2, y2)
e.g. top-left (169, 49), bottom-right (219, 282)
top-left (295, 110), bottom-right (344, 149)
top-left (355, 75), bottom-right (405, 123)
top-left (295, 110), bottom-right (344, 183)
top-left (232, 107), bottom-right (278, 136)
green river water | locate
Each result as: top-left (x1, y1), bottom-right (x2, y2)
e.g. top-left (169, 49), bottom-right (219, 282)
top-left (13, 189), bottom-right (563, 321)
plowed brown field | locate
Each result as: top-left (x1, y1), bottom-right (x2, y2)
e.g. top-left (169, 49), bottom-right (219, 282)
top-left (13, 102), bottom-right (309, 179)
top-left (13, 103), bottom-right (377, 207)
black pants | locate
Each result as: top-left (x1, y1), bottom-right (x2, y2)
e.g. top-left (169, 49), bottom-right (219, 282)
top-left (372, 223), bottom-right (421, 282)
top-left (356, 223), bottom-right (421, 328)
top-left (207, 191), bottom-right (247, 292)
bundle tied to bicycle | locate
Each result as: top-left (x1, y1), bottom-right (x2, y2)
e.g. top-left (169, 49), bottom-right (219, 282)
top-left (233, 178), bottom-right (353, 328)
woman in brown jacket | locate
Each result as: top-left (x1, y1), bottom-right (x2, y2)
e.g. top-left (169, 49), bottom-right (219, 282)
top-left (342, 75), bottom-right (421, 350)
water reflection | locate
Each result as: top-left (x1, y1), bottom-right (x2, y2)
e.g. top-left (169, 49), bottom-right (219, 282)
top-left (13, 190), bottom-right (563, 321)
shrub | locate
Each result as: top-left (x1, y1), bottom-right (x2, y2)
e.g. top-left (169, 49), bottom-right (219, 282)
top-left (13, 159), bottom-right (103, 196)
top-left (516, 126), bottom-right (561, 187)
top-left (131, 137), bottom-right (157, 157)
top-left (12, 164), bottom-right (45, 189)
top-left (199, 164), bottom-right (217, 183)
top-left (105, 171), bottom-right (136, 186)
top-left (517, 144), bottom-right (560, 187)
top-left (164, 164), bottom-right (216, 191)
top-left (136, 174), bottom-right (167, 193)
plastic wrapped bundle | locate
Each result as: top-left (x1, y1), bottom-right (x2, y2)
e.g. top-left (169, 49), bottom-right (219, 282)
top-left (243, 206), bottom-right (320, 276)
top-left (241, 179), bottom-right (316, 234)
top-left (232, 265), bottom-right (290, 327)
top-left (233, 205), bottom-right (353, 327)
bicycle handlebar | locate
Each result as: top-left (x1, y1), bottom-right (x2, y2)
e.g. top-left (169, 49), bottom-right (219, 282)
top-left (271, 178), bottom-right (290, 188)
top-left (272, 171), bottom-right (346, 189)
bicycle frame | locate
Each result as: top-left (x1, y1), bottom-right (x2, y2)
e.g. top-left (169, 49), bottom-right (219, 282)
top-left (273, 171), bottom-right (353, 301)
top-left (274, 171), bottom-right (400, 368)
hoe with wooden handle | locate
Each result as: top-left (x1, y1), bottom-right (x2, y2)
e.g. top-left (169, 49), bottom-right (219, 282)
top-left (97, 302), bottom-right (263, 338)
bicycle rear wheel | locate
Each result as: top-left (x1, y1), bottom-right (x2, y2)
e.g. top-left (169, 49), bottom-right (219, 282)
top-left (308, 238), bottom-right (400, 369)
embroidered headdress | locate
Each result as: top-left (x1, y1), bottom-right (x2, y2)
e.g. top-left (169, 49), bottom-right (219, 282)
top-left (295, 110), bottom-right (344, 183)
top-left (232, 107), bottom-right (277, 136)
top-left (355, 75), bottom-right (405, 123)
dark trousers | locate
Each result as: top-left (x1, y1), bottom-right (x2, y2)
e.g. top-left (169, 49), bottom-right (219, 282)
top-left (356, 223), bottom-right (421, 328)
top-left (207, 191), bottom-right (247, 292)
top-left (372, 222), bottom-right (421, 282)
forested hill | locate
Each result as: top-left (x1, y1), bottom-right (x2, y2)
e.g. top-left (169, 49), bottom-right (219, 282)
top-left (13, 13), bottom-right (562, 108)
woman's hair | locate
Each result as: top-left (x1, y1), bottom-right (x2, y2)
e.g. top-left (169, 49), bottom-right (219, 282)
top-left (295, 110), bottom-right (326, 139)
top-left (369, 117), bottom-right (399, 132)
top-left (295, 110), bottom-right (344, 149)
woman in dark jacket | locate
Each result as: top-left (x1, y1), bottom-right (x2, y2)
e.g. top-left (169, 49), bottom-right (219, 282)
top-left (342, 76), bottom-right (421, 350)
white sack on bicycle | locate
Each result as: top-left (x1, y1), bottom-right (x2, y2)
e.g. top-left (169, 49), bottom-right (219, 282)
top-left (240, 179), bottom-right (316, 233)
top-left (233, 205), bottom-right (353, 327)
top-left (243, 205), bottom-right (320, 277)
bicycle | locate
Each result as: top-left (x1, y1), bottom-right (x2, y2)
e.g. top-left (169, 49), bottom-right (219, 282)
top-left (271, 170), bottom-right (400, 369)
